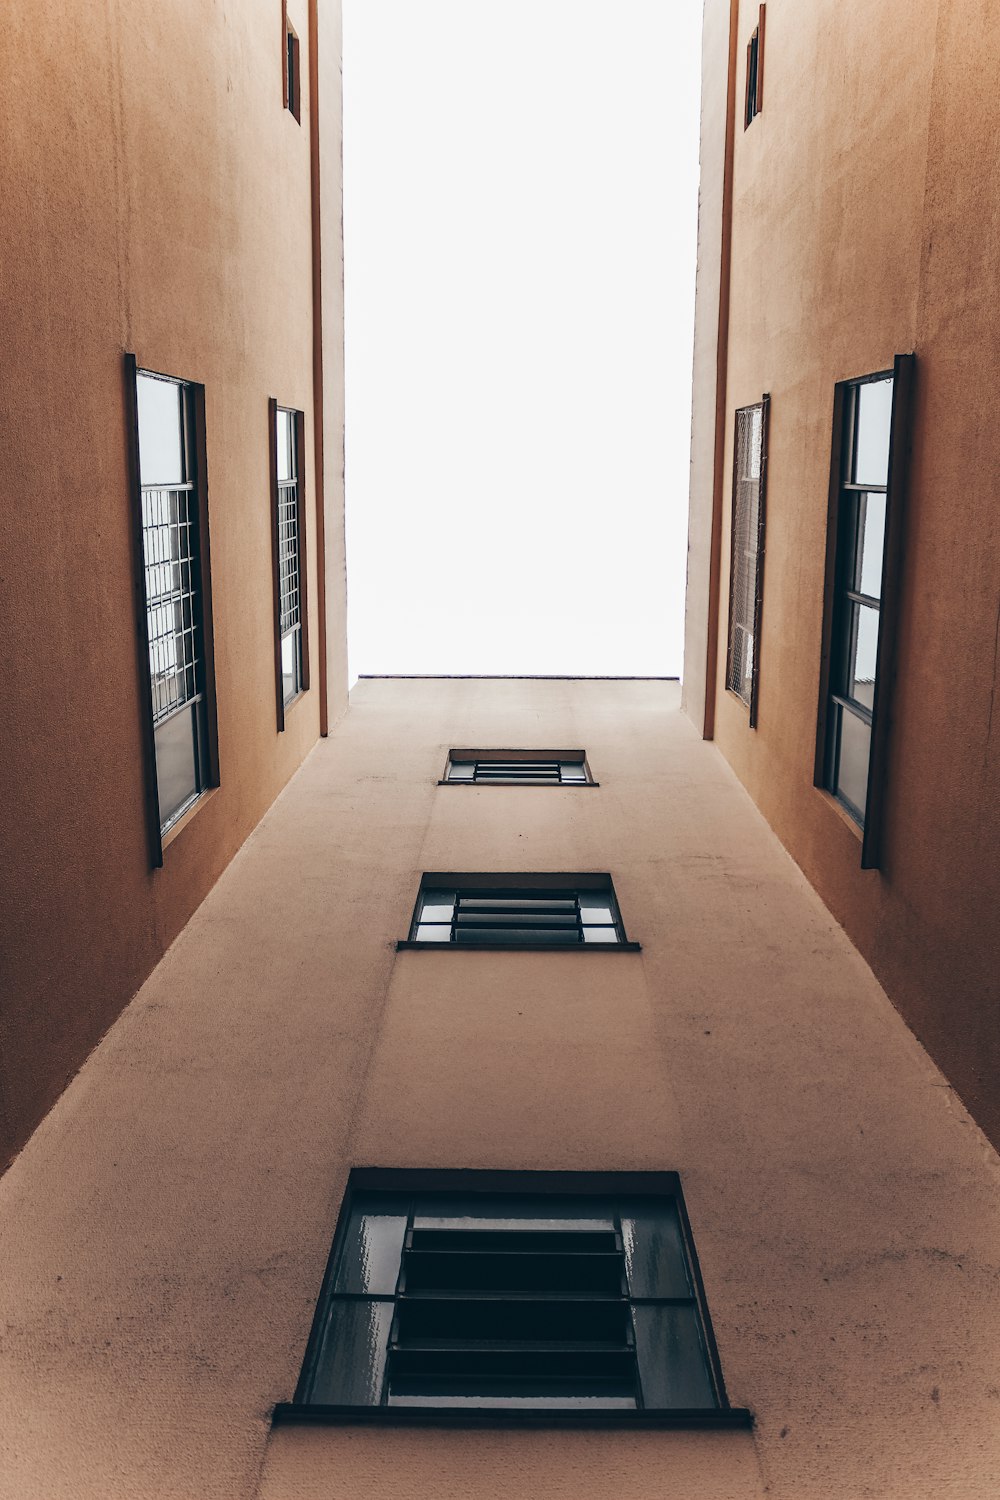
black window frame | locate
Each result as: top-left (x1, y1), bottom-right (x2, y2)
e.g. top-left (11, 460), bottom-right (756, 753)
top-left (398, 873), bottom-right (640, 952)
top-left (744, 4), bottom-right (765, 128)
top-left (268, 400), bottom-right (309, 729)
top-left (725, 396), bottom-right (769, 725)
top-left (275, 1168), bottom-right (752, 1429)
top-left (283, 1), bottom-right (301, 123)
top-left (815, 355), bottom-right (913, 867)
top-left (125, 355), bottom-right (220, 868)
top-left (442, 750), bottom-right (596, 786)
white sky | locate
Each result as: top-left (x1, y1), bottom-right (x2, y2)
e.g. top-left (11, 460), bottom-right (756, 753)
top-left (343, 0), bottom-right (702, 678)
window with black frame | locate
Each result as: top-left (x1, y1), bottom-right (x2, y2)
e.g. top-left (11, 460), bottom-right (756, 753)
top-left (270, 404), bottom-right (307, 724)
top-left (401, 874), bottom-right (637, 949)
top-left (823, 374), bottom-right (894, 826)
top-left (444, 751), bottom-right (593, 785)
top-left (279, 1170), bottom-right (750, 1424)
top-left (726, 399), bottom-right (768, 722)
top-left (744, 4), bottom-right (764, 128)
top-left (134, 369), bottom-right (211, 838)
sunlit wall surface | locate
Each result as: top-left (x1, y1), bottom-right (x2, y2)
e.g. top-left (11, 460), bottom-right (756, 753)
top-left (343, 0), bottom-right (701, 678)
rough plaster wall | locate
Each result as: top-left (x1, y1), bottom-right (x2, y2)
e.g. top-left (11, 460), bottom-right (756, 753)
top-left (681, 0), bottom-right (731, 728)
top-left (0, 682), bottom-right (997, 1499)
top-left (701, 0), bottom-right (1000, 1147)
top-left (0, 0), bottom-right (344, 1163)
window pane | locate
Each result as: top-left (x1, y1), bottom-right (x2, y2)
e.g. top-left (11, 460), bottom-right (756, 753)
top-left (582, 926), bottom-right (619, 943)
top-left (848, 604), bottom-right (880, 710)
top-left (834, 704), bottom-right (871, 820)
top-left (857, 492), bottom-right (887, 599)
top-left (276, 408), bottom-right (293, 483)
top-left (418, 895), bottom-right (455, 922)
top-left (621, 1200), bottom-right (691, 1298)
top-left (333, 1200), bottom-right (408, 1295)
top-left (632, 1304), bottom-right (717, 1410)
top-left (136, 374), bottom-right (184, 486)
top-left (154, 705), bottom-right (200, 830)
top-left (853, 378), bottom-right (893, 487)
top-left (455, 926), bottom-right (580, 945)
top-left (415, 924), bottom-right (451, 942)
top-left (388, 1387), bottom-right (636, 1410)
top-left (559, 762), bottom-right (587, 782)
top-left (577, 894), bottom-right (613, 918)
top-left (309, 1298), bottom-right (393, 1406)
top-left (448, 761), bottom-right (475, 781)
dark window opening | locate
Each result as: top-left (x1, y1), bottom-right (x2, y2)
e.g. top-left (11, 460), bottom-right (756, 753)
top-left (744, 4), bottom-right (765, 128)
top-left (445, 750), bottom-right (593, 786)
top-left (281, 1169), bottom-right (750, 1424)
top-left (726, 399), bottom-right (769, 723)
top-left (284, 8), bottom-right (301, 122)
top-left (402, 874), bottom-right (636, 949)
top-left (269, 402), bottom-right (308, 728)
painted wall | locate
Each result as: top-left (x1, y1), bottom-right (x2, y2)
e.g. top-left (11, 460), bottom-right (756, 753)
top-left (1, 680), bottom-right (998, 1498)
top-left (0, 0), bottom-right (345, 1165)
top-left (689, 0), bottom-right (1000, 1144)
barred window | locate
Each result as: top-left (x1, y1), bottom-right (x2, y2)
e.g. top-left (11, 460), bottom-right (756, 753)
top-left (445, 750), bottom-right (592, 785)
top-left (281, 1170), bottom-right (750, 1424)
top-left (134, 370), bottom-right (212, 838)
top-left (270, 403), bottom-right (308, 726)
top-left (726, 398), bottom-right (769, 723)
top-left (402, 874), bottom-right (637, 949)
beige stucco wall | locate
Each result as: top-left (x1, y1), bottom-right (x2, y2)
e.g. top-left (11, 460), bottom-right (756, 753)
top-left (688, 0), bottom-right (1000, 1144)
top-left (0, 0), bottom-right (345, 1165)
top-left (1, 680), bottom-right (997, 1499)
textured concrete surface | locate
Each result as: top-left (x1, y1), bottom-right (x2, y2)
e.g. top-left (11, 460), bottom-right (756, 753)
top-left (688, 0), bottom-right (1000, 1145)
top-left (1, 680), bottom-right (998, 1499)
top-left (0, 0), bottom-right (345, 1165)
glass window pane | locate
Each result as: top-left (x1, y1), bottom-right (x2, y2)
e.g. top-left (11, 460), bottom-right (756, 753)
top-left (632, 1304), bottom-right (717, 1410)
top-left (834, 704), bottom-right (871, 820)
top-left (448, 761), bottom-right (475, 781)
top-left (620, 1200), bottom-right (692, 1298)
top-left (154, 705), bottom-right (200, 830)
top-left (281, 630), bottom-right (298, 704)
top-left (276, 408), bottom-right (293, 482)
top-left (559, 762), bottom-right (587, 782)
top-left (857, 492), bottom-right (887, 599)
top-left (853, 378), bottom-right (893, 487)
top-left (136, 374), bottom-right (184, 486)
top-left (849, 604), bottom-right (880, 710)
top-left (577, 894), bottom-right (613, 917)
top-left (388, 1386), bottom-right (636, 1410)
top-left (415, 924), bottom-right (451, 942)
top-left (455, 927), bottom-right (579, 945)
top-left (418, 898), bottom-right (456, 923)
top-left (309, 1298), bottom-right (393, 1406)
top-left (333, 1200), bottom-right (408, 1294)
top-left (582, 926), bottom-right (619, 943)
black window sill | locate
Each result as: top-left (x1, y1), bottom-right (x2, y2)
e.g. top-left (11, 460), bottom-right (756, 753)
top-left (396, 940), bottom-right (642, 953)
top-left (272, 1403), bottom-right (754, 1430)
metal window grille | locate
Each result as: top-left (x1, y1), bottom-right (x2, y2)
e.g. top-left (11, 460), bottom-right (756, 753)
top-left (447, 756), bottom-right (589, 785)
top-left (291, 1171), bottom-right (739, 1417)
top-left (142, 484), bottom-right (202, 724)
top-left (411, 882), bottom-right (625, 946)
top-left (726, 400), bottom-right (768, 721)
top-left (275, 406), bottom-right (303, 709)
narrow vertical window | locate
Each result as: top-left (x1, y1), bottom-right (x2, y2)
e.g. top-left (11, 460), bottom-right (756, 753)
top-left (744, 5), bottom-right (765, 128)
top-left (128, 362), bottom-right (217, 858)
top-left (283, 3), bottom-right (301, 123)
top-left (269, 402), bottom-right (308, 728)
top-left (817, 358), bottom-right (913, 864)
top-left (726, 397), bottom-right (769, 724)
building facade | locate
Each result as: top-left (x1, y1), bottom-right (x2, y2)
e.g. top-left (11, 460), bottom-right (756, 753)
top-left (685, 0), bottom-right (1000, 1147)
top-left (0, 0), bottom-right (347, 1167)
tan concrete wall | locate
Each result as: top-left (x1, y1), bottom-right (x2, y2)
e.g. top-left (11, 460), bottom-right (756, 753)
top-left (1, 681), bottom-right (998, 1498)
top-left (0, 0), bottom-right (344, 1164)
top-left (690, 0), bottom-right (1000, 1143)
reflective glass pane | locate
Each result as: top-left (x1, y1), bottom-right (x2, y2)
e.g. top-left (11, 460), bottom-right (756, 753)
top-left (281, 630), bottom-right (298, 704)
top-left (857, 492), bottom-right (887, 599)
top-left (333, 1200), bottom-right (408, 1294)
top-left (136, 374), bottom-right (184, 486)
top-left (853, 378), bottom-right (893, 487)
top-left (309, 1297), bottom-right (393, 1405)
top-left (577, 894), bottom-right (613, 917)
top-left (154, 705), bottom-right (200, 830)
top-left (448, 761), bottom-right (475, 781)
top-left (632, 1304), bottom-right (716, 1409)
top-left (559, 762), bottom-right (587, 782)
top-left (276, 408), bottom-right (293, 482)
top-left (418, 897), bottom-right (456, 922)
top-left (620, 1199), bottom-right (692, 1297)
top-left (848, 604), bottom-right (880, 710)
top-left (415, 924), bottom-right (451, 942)
top-left (582, 926), bottom-right (619, 943)
top-left (834, 704), bottom-right (871, 820)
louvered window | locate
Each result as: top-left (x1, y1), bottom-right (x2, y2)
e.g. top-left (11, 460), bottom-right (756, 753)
top-left (726, 398), bottom-right (769, 723)
top-left (445, 751), bottom-right (591, 785)
top-left (284, 1170), bottom-right (750, 1422)
top-left (269, 402), bottom-right (308, 727)
top-left (405, 875), bottom-right (632, 947)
